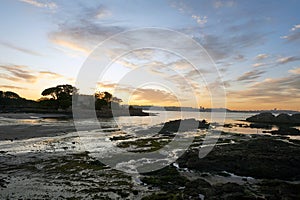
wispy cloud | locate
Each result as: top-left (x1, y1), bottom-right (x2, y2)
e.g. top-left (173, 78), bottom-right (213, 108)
top-left (229, 74), bottom-right (300, 106)
top-left (255, 53), bottom-right (268, 60)
top-left (192, 15), bottom-right (208, 25)
top-left (197, 31), bottom-right (267, 61)
top-left (0, 65), bottom-right (37, 82)
top-left (236, 70), bottom-right (265, 82)
top-left (0, 65), bottom-right (68, 83)
top-left (39, 71), bottom-right (64, 78)
top-left (252, 63), bottom-right (265, 67)
top-left (213, 0), bottom-right (236, 8)
top-left (289, 67), bottom-right (300, 74)
top-left (276, 56), bottom-right (300, 64)
top-left (0, 85), bottom-right (27, 90)
top-left (48, 5), bottom-right (124, 55)
top-left (49, 37), bottom-right (91, 54)
top-left (95, 6), bottom-right (111, 19)
top-left (281, 24), bottom-right (300, 42)
top-left (129, 88), bottom-right (179, 106)
top-left (19, 0), bottom-right (57, 9)
top-left (0, 41), bottom-right (42, 56)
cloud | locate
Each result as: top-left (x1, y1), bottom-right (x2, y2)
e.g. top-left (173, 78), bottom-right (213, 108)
top-left (0, 85), bottom-right (27, 90)
top-left (196, 31), bottom-right (267, 61)
top-left (281, 24), bottom-right (300, 42)
top-left (236, 70), bottom-right (265, 82)
top-left (0, 65), bottom-right (68, 84)
top-left (289, 67), bottom-right (300, 74)
top-left (234, 54), bottom-right (245, 61)
top-left (276, 56), bottom-right (300, 64)
top-left (39, 71), bottom-right (64, 78)
top-left (0, 41), bottom-right (42, 56)
top-left (0, 65), bottom-right (37, 82)
top-left (49, 37), bottom-right (91, 54)
top-left (97, 82), bottom-right (119, 90)
top-left (229, 74), bottom-right (300, 105)
top-left (129, 88), bottom-right (180, 105)
top-left (255, 53), bottom-right (268, 60)
top-left (95, 6), bottom-right (111, 19)
top-left (48, 5), bottom-right (124, 55)
top-left (19, 0), bottom-right (57, 9)
top-left (291, 24), bottom-right (300, 31)
top-left (213, 0), bottom-right (235, 8)
top-left (252, 63), bottom-right (265, 67)
top-left (185, 69), bottom-right (212, 78)
top-left (192, 15), bottom-right (208, 25)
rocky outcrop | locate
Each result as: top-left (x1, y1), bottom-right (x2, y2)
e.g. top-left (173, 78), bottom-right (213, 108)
top-left (246, 112), bottom-right (300, 125)
top-left (159, 118), bottom-right (209, 135)
top-left (270, 127), bottom-right (300, 135)
top-left (177, 138), bottom-right (300, 180)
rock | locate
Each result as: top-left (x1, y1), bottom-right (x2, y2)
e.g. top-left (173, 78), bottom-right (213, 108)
top-left (246, 112), bottom-right (300, 125)
top-left (0, 178), bottom-right (9, 188)
top-left (275, 113), bottom-right (292, 123)
top-left (249, 123), bottom-right (272, 129)
top-left (159, 118), bottom-right (209, 135)
top-left (177, 138), bottom-right (300, 180)
top-left (292, 113), bottom-right (300, 123)
top-left (271, 127), bottom-right (300, 135)
top-left (246, 112), bottom-right (275, 123)
top-left (224, 123), bottom-right (233, 128)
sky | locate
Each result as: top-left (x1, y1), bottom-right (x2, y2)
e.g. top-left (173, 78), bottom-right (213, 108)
top-left (0, 0), bottom-right (300, 110)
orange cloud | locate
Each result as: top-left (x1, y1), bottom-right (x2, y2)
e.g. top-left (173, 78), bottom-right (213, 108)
top-left (50, 38), bottom-right (90, 54)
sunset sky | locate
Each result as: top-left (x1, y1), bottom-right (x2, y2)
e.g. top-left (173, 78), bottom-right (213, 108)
top-left (0, 0), bottom-right (300, 110)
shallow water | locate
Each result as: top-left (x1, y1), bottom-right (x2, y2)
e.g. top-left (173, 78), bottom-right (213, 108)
top-left (1, 111), bottom-right (299, 199)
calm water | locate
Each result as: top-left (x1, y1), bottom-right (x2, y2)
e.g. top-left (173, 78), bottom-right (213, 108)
top-left (1, 111), bottom-right (299, 156)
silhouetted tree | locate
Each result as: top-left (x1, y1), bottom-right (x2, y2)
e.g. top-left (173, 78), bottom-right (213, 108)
top-left (0, 91), bottom-right (21, 99)
top-left (41, 87), bottom-right (58, 100)
top-left (94, 91), bottom-right (122, 110)
top-left (41, 84), bottom-right (77, 110)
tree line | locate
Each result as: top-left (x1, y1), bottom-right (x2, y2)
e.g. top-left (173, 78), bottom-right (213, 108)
top-left (0, 84), bottom-right (122, 111)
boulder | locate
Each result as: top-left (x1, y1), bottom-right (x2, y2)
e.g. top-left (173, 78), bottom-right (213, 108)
top-left (246, 112), bottom-right (275, 123)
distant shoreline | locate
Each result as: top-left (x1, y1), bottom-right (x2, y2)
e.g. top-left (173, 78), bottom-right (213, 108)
top-left (0, 107), bottom-right (150, 119)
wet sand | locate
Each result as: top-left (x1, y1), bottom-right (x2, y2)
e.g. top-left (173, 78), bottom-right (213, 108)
top-left (0, 113), bottom-right (74, 140)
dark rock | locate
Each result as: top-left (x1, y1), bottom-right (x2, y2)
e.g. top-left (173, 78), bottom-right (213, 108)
top-left (257, 180), bottom-right (300, 200)
top-left (177, 138), bottom-right (300, 180)
top-left (159, 118), bottom-right (209, 135)
top-left (246, 112), bottom-right (275, 123)
top-left (291, 113), bottom-right (300, 122)
top-left (141, 166), bottom-right (188, 191)
top-left (249, 123), bottom-right (272, 129)
top-left (246, 112), bottom-right (300, 125)
top-left (0, 178), bottom-right (9, 188)
top-left (271, 127), bottom-right (300, 135)
top-left (224, 123), bottom-right (233, 128)
top-left (275, 113), bottom-right (292, 123)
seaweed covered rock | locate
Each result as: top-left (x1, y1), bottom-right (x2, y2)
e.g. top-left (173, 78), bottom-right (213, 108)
top-left (177, 138), bottom-right (300, 180)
